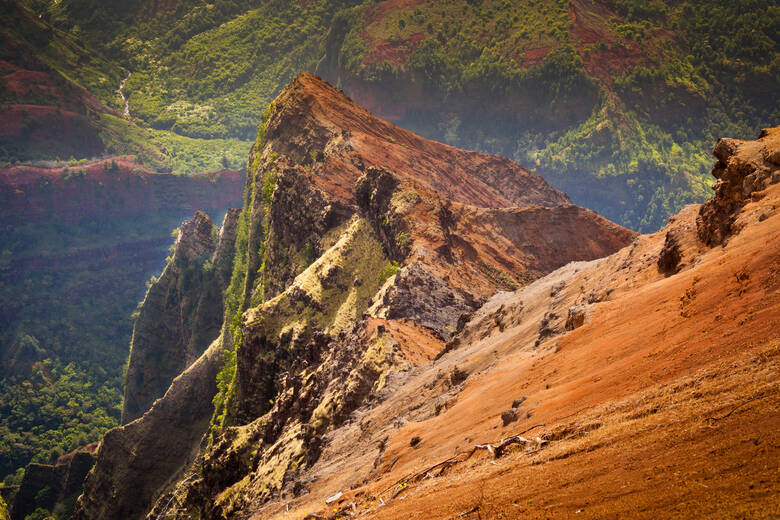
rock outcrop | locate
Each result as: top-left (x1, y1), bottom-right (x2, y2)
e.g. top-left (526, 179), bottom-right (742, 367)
top-left (71, 73), bottom-right (635, 520)
top-left (10, 450), bottom-right (95, 520)
top-left (122, 209), bottom-right (240, 423)
top-left (71, 207), bottom-right (244, 520)
top-left (697, 127), bottom-right (780, 245)
top-left (74, 335), bottom-right (228, 520)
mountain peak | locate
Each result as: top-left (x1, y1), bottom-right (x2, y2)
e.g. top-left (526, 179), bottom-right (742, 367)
top-left (262, 73), bottom-right (571, 210)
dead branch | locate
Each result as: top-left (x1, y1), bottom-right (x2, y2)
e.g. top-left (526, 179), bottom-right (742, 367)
top-left (552, 405), bottom-right (595, 423)
top-left (376, 411), bottom-right (589, 502)
top-left (380, 427), bottom-right (548, 499)
top-left (455, 505), bottom-right (479, 518)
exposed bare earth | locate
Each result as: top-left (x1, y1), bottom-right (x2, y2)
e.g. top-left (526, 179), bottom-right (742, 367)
top-left (250, 131), bottom-right (780, 519)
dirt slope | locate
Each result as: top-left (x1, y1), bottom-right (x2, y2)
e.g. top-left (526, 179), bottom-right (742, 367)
top-left (247, 128), bottom-right (780, 519)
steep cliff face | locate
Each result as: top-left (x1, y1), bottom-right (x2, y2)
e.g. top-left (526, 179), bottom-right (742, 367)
top-left (122, 209), bottom-right (240, 423)
top-left (72, 207), bottom-right (244, 520)
top-left (260, 73), bottom-right (571, 211)
top-left (697, 127), bottom-right (780, 246)
top-left (72, 73), bottom-right (635, 520)
top-left (240, 72), bottom-right (587, 310)
top-left (10, 450), bottom-right (95, 520)
top-left (74, 335), bottom-right (228, 520)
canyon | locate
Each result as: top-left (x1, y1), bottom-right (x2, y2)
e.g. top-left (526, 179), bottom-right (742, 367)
top-left (0, 156), bottom-right (244, 492)
top-left (1, 1), bottom-right (777, 517)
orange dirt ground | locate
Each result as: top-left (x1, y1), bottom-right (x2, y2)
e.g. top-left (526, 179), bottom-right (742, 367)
top-left (253, 182), bottom-right (779, 519)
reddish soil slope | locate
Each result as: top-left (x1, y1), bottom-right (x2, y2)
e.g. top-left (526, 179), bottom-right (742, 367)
top-left (248, 128), bottom-right (780, 519)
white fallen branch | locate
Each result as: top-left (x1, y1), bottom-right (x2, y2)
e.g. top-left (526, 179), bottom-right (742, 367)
top-left (325, 491), bottom-right (343, 504)
top-left (379, 426), bottom-right (547, 501)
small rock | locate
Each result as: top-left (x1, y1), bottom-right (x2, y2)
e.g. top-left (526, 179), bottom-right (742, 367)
top-left (449, 366), bottom-right (468, 386)
top-left (713, 137), bottom-right (738, 163)
top-left (565, 306), bottom-right (587, 331)
top-left (657, 231), bottom-right (682, 275)
top-left (764, 148), bottom-right (780, 165)
top-left (501, 409), bottom-right (519, 426)
top-left (742, 173), bottom-right (757, 197)
top-left (512, 397), bottom-right (527, 408)
top-left (410, 436), bottom-right (421, 448)
top-left (536, 312), bottom-right (559, 345)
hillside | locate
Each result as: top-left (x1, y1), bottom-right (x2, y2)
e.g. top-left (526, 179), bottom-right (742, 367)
top-left (17, 0), bottom-right (778, 231)
top-left (0, 0), bottom-right (251, 172)
top-left (0, 1), bottom-right (777, 517)
top-left (70, 77), bottom-right (780, 520)
top-left (0, 0), bottom-right (159, 164)
top-left (250, 125), bottom-right (779, 520)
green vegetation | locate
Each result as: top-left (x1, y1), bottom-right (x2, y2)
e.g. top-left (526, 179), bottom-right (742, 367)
top-left (1, 0), bottom-right (124, 108)
top-left (1, 0), bottom-right (253, 173)
top-left (147, 130), bottom-right (251, 174)
top-left (0, 360), bottom-right (120, 474)
top-left (377, 260), bottom-right (399, 285)
top-left (12, 0), bottom-right (778, 229)
top-left (209, 229), bottom-right (248, 434)
top-left (210, 184), bottom-right (253, 434)
top-left (0, 208), bottom-right (231, 481)
top-left (118, 0), bottom-right (361, 139)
